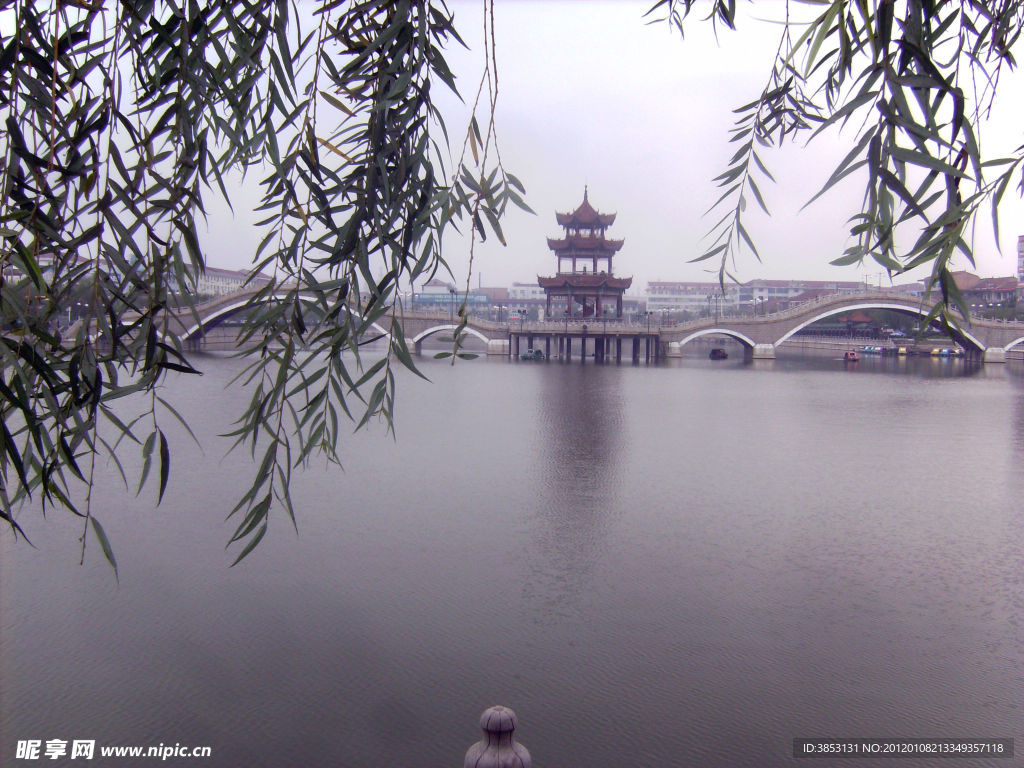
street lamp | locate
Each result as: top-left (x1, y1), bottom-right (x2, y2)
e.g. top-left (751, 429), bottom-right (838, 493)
top-left (448, 287), bottom-right (456, 322)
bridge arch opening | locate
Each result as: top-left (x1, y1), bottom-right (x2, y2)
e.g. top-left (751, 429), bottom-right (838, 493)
top-left (677, 328), bottom-right (757, 351)
top-left (411, 324), bottom-right (492, 350)
top-left (772, 302), bottom-right (986, 354)
top-left (181, 295), bottom-right (390, 341)
top-left (1004, 336), bottom-right (1024, 353)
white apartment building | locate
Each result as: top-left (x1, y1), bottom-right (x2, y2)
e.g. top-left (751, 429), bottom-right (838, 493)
top-left (1018, 235), bottom-right (1024, 281)
top-left (196, 266), bottom-right (270, 297)
top-left (508, 282), bottom-right (547, 301)
top-left (736, 279), bottom-right (863, 305)
top-left (645, 281), bottom-right (739, 314)
top-left (645, 278), bottom-right (867, 315)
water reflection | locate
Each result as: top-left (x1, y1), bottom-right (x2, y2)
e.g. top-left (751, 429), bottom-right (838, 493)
top-left (3, 354), bottom-right (1022, 768)
top-left (520, 364), bottom-right (625, 621)
top-left (1014, 379), bottom-right (1024, 451)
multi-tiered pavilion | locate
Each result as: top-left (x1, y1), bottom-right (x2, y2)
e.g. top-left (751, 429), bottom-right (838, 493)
top-left (539, 189), bottom-right (632, 319)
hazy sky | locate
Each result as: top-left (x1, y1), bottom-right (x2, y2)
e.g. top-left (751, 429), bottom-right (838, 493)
top-left (202, 1), bottom-right (1024, 291)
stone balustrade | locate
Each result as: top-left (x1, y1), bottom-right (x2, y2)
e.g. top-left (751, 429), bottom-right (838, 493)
top-left (464, 706), bottom-right (531, 768)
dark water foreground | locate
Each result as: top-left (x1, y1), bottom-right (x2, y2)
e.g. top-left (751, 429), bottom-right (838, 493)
top-left (3, 354), bottom-right (1022, 767)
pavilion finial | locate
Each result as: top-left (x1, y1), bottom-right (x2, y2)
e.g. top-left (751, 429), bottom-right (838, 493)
top-left (583, 184), bottom-right (588, 202)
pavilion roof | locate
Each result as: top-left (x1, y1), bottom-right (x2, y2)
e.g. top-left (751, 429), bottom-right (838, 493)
top-left (538, 274), bottom-right (632, 290)
top-left (970, 276), bottom-right (1019, 291)
top-left (950, 271), bottom-right (982, 290)
top-left (555, 188), bottom-right (616, 228)
top-left (547, 236), bottom-right (624, 254)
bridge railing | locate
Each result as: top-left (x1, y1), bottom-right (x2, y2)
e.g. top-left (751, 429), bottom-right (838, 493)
top-left (163, 287), bottom-right (1024, 340)
top-left (669, 289), bottom-right (938, 331)
top-left (406, 291), bottom-right (941, 335)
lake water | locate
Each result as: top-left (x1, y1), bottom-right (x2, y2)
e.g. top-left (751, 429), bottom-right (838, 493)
top-left (2, 351), bottom-right (1023, 767)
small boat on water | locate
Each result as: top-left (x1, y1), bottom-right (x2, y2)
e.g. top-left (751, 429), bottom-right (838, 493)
top-left (520, 348), bottom-right (545, 360)
top-left (709, 348), bottom-right (728, 360)
top-left (844, 350), bottom-right (859, 362)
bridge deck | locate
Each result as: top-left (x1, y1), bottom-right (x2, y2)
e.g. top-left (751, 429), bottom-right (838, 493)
top-left (142, 288), bottom-right (1024, 363)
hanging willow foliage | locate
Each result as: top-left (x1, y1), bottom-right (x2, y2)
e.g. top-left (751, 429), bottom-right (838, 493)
top-left (0, 0), bottom-right (523, 571)
top-left (650, 0), bottom-right (1024, 334)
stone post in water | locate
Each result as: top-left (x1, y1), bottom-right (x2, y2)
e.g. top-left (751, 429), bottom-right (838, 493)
top-left (464, 706), bottom-right (531, 768)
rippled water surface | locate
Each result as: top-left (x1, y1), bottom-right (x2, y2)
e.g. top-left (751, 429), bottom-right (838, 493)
top-left (3, 353), bottom-right (1023, 767)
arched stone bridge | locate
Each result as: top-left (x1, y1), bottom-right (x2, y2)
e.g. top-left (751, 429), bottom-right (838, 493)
top-left (662, 290), bottom-right (1024, 363)
top-left (165, 287), bottom-right (1024, 363)
top-left (160, 287), bottom-right (509, 352)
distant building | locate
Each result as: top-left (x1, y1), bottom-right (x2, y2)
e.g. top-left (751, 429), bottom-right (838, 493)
top-left (967, 277), bottom-right (1018, 307)
top-left (1018, 236), bottom-right (1024, 302)
top-left (195, 266), bottom-right (270, 297)
top-left (645, 277), bottom-right (862, 316)
top-left (477, 286), bottom-right (510, 304)
top-left (952, 271), bottom-right (1018, 308)
top-left (645, 281), bottom-right (738, 314)
top-left (508, 282), bottom-right (546, 301)
top-left (417, 277), bottom-right (456, 295)
top-left (411, 278), bottom-right (489, 312)
top-left (1018, 235), bottom-right (1024, 282)
top-left (736, 279), bottom-right (863, 307)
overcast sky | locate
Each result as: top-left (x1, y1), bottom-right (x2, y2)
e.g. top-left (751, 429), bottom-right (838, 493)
top-left (203, 1), bottom-right (1024, 292)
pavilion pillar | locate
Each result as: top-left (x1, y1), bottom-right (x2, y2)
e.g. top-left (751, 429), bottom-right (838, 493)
top-left (616, 337), bottom-right (622, 363)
